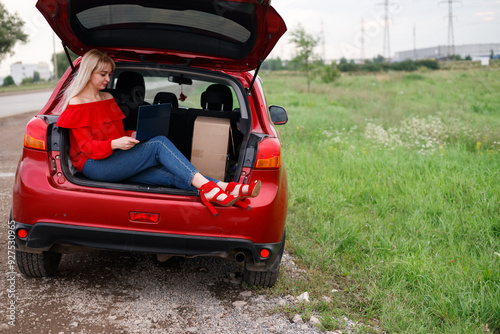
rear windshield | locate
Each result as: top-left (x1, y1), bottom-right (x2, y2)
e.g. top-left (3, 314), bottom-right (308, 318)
top-left (76, 4), bottom-right (251, 43)
top-left (69, 2), bottom-right (257, 60)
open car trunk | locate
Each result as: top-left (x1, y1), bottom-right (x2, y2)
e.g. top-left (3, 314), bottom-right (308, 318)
top-left (50, 63), bottom-right (251, 195)
top-left (34, 0), bottom-right (287, 196)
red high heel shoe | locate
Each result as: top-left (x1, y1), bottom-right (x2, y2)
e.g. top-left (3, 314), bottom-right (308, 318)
top-left (225, 180), bottom-right (261, 199)
top-left (225, 180), bottom-right (261, 211)
top-left (199, 181), bottom-right (239, 216)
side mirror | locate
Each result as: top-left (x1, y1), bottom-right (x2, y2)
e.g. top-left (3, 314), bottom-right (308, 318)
top-left (269, 105), bottom-right (288, 125)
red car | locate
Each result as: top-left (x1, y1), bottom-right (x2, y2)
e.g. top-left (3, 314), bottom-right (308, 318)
top-left (12, 0), bottom-right (288, 286)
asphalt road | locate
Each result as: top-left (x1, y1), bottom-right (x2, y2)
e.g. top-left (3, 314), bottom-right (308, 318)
top-left (0, 92), bottom-right (321, 334)
top-left (0, 90), bottom-right (53, 118)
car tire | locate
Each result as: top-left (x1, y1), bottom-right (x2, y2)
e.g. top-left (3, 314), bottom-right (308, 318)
top-left (244, 231), bottom-right (285, 287)
top-left (244, 267), bottom-right (280, 287)
top-left (16, 251), bottom-right (61, 277)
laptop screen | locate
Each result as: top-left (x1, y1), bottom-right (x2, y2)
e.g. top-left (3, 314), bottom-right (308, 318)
top-left (135, 103), bottom-right (172, 141)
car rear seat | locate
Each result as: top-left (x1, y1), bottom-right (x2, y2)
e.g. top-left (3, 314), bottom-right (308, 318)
top-left (185, 84), bottom-right (241, 160)
top-left (152, 92), bottom-right (191, 159)
top-left (151, 85), bottom-right (242, 161)
top-left (113, 71), bottom-right (150, 131)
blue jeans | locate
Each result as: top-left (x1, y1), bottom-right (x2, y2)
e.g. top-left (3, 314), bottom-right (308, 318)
top-left (82, 136), bottom-right (217, 191)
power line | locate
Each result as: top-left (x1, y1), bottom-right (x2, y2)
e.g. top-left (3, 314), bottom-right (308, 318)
top-left (447, 0), bottom-right (456, 56)
top-left (440, 0), bottom-right (462, 57)
top-left (321, 20), bottom-right (326, 63)
top-left (361, 18), bottom-right (366, 62)
top-left (383, 0), bottom-right (391, 59)
top-left (413, 24), bottom-right (417, 60)
top-left (376, 0), bottom-right (397, 61)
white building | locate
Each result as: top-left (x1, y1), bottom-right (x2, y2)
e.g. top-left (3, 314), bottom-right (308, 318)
top-left (394, 43), bottom-right (500, 61)
top-left (10, 62), bottom-right (52, 85)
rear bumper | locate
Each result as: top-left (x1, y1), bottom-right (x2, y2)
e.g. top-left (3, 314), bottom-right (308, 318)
top-left (14, 222), bottom-right (284, 271)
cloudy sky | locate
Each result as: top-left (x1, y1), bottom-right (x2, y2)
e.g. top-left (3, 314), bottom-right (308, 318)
top-left (1, 0), bottom-right (499, 76)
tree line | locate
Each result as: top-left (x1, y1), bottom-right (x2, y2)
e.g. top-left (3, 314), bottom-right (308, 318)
top-left (262, 56), bottom-right (440, 73)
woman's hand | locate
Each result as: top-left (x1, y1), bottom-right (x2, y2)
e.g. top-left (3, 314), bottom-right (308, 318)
top-left (111, 136), bottom-right (140, 151)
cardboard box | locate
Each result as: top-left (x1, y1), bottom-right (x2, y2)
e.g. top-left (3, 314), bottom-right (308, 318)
top-left (191, 116), bottom-right (230, 180)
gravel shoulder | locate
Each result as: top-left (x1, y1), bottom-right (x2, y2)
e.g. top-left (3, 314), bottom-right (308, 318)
top-left (1, 251), bottom-right (324, 334)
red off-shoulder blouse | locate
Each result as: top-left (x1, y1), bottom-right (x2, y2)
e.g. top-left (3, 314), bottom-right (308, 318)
top-left (56, 98), bottom-right (133, 172)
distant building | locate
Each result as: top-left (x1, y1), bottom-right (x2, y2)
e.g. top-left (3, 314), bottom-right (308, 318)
top-left (394, 43), bottom-right (500, 61)
top-left (10, 62), bottom-right (52, 85)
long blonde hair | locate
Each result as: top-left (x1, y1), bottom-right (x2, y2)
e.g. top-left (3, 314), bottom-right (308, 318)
top-left (61, 49), bottom-right (115, 110)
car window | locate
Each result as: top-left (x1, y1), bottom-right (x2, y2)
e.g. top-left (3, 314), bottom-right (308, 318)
top-left (76, 4), bottom-right (251, 43)
top-left (111, 71), bottom-right (238, 111)
top-left (144, 78), bottom-right (212, 109)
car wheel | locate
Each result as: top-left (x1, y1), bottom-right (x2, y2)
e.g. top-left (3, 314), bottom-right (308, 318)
top-left (16, 251), bottom-right (61, 277)
top-left (244, 267), bottom-right (280, 287)
top-left (244, 232), bottom-right (285, 287)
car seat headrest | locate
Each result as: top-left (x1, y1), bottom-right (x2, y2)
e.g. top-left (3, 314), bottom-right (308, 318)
top-left (153, 92), bottom-right (179, 108)
top-left (115, 71), bottom-right (146, 104)
top-left (116, 71), bottom-right (145, 91)
top-left (200, 84), bottom-right (233, 111)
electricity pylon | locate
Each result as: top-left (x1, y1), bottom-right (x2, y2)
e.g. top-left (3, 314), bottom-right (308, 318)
top-left (376, 0), bottom-right (397, 61)
top-left (440, 0), bottom-right (461, 58)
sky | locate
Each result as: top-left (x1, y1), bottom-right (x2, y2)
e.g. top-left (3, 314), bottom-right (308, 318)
top-left (1, 0), bottom-right (499, 77)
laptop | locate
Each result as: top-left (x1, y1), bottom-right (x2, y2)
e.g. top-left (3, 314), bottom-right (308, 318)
top-left (135, 103), bottom-right (172, 141)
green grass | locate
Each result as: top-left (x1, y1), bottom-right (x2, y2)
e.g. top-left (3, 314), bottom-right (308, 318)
top-left (260, 68), bottom-right (500, 333)
top-left (0, 81), bottom-right (57, 94)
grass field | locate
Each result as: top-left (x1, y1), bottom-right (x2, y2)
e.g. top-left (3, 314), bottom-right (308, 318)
top-left (259, 69), bottom-right (500, 333)
top-left (0, 81), bottom-right (56, 94)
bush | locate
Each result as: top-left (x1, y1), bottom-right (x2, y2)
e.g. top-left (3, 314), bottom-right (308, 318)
top-left (2, 75), bottom-right (15, 87)
top-left (21, 77), bottom-right (34, 85)
top-left (391, 60), bottom-right (418, 72)
top-left (337, 59), bottom-right (359, 73)
top-left (416, 59), bottom-right (439, 70)
top-left (321, 62), bottom-right (341, 83)
top-left (361, 62), bottom-right (383, 72)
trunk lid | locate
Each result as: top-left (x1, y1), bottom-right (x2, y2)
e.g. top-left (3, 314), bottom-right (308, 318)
top-left (36, 0), bottom-right (287, 71)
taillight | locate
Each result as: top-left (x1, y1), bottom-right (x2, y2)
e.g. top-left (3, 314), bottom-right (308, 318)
top-left (24, 117), bottom-right (48, 151)
top-left (129, 212), bottom-right (160, 223)
top-left (254, 137), bottom-right (281, 169)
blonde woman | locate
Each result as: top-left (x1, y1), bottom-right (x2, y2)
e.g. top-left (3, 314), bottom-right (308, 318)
top-left (56, 49), bottom-right (260, 216)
